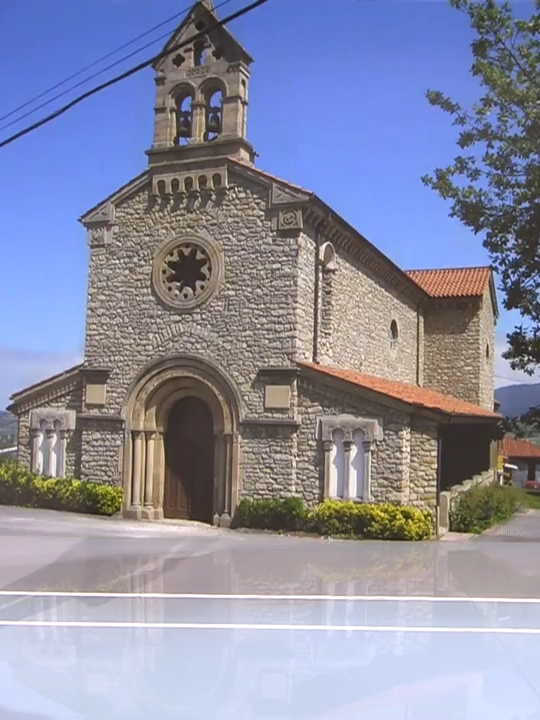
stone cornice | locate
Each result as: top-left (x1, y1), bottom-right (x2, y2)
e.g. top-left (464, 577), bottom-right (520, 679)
top-left (80, 367), bottom-right (112, 384)
top-left (256, 367), bottom-right (300, 383)
top-left (8, 365), bottom-right (82, 414)
top-left (241, 417), bottom-right (301, 429)
top-left (304, 204), bottom-right (427, 305)
top-left (77, 413), bottom-right (125, 428)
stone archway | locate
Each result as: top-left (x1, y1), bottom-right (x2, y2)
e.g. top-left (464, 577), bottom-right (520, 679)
top-left (122, 355), bottom-right (241, 527)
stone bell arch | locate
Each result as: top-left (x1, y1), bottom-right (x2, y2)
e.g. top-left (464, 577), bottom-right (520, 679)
top-left (122, 354), bottom-right (242, 526)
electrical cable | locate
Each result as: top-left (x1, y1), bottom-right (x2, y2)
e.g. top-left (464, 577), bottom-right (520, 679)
top-left (0, 0), bottom-right (269, 151)
top-left (0, 0), bottom-right (234, 128)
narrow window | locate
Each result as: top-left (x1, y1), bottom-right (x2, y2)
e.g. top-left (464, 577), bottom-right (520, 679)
top-left (329, 429), bottom-right (345, 499)
top-left (390, 319), bottom-right (399, 347)
top-left (204, 89), bottom-right (223, 141)
top-left (175, 92), bottom-right (194, 146)
top-left (350, 429), bottom-right (366, 500)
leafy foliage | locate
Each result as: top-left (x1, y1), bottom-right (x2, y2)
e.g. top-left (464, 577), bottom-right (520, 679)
top-left (449, 482), bottom-right (521, 533)
top-left (234, 497), bottom-right (434, 541)
top-left (423, 0), bottom-right (540, 374)
top-left (0, 462), bottom-right (123, 516)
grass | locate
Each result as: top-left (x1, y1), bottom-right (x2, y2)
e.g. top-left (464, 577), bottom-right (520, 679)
top-left (516, 489), bottom-right (540, 510)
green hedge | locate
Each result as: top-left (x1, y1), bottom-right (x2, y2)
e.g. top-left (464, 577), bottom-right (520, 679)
top-left (0, 462), bottom-right (123, 517)
top-left (449, 483), bottom-right (521, 534)
top-left (234, 497), bottom-right (433, 541)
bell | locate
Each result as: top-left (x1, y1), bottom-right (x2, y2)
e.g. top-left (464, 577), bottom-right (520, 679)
top-left (206, 108), bottom-right (221, 135)
top-left (177, 112), bottom-right (191, 138)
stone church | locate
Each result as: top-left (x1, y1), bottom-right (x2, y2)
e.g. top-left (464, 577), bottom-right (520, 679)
top-left (8, 0), bottom-right (501, 526)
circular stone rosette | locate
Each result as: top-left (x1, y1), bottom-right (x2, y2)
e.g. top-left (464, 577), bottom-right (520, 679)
top-left (152, 235), bottom-right (224, 311)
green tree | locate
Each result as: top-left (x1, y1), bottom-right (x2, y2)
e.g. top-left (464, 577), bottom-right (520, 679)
top-left (423, 0), bottom-right (540, 376)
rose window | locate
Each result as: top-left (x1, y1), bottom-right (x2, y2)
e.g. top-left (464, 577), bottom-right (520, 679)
top-left (161, 243), bottom-right (212, 301)
top-left (152, 235), bottom-right (223, 311)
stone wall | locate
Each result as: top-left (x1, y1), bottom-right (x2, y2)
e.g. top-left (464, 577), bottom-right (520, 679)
top-left (438, 468), bottom-right (496, 533)
top-left (303, 235), bottom-right (421, 384)
top-left (82, 172), bottom-right (304, 486)
top-left (239, 425), bottom-right (298, 500)
top-left (296, 378), bottom-right (412, 506)
top-left (479, 292), bottom-right (496, 409)
top-left (409, 417), bottom-right (438, 510)
top-left (423, 291), bottom-right (496, 409)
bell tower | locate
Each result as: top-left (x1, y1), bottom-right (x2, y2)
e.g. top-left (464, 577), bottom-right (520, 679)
top-left (147, 0), bottom-right (255, 166)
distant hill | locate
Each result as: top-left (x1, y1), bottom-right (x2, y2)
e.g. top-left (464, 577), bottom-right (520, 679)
top-left (0, 410), bottom-right (16, 443)
top-left (495, 383), bottom-right (540, 418)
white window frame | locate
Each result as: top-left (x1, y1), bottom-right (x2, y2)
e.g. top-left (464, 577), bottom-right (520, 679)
top-left (318, 415), bottom-right (383, 502)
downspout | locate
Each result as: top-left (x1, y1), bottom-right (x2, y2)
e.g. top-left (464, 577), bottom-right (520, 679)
top-left (416, 301), bottom-right (422, 386)
top-left (312, 223), bottom-right (322, 364)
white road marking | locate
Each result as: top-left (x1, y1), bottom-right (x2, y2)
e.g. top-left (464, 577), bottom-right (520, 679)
top-left (0, 620), bottom-right (539, 634)
top-left (0, 591), bottom-right (539, 604)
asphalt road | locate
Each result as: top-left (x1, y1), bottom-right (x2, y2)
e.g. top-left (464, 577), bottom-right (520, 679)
top-left (1, 506), bottom-right (540, 720)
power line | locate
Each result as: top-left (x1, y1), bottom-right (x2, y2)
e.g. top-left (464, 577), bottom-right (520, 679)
top-left (0, 0), bottom-right (235, 134)
top-left (0, 0), bottom-right (269, 151)
top-left (0, 0), bottom-right (233, 128)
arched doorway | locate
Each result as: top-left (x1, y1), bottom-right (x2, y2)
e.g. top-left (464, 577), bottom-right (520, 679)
top-left (164, 396), bottom-right (215, 522)
top-left (122, 355), bottom-right (241, 527)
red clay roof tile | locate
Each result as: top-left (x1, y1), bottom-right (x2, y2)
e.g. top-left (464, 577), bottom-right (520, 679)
top-left (299, 362), bottom-right (499, 419)
top-left (405, 267), bottom-right (491, 298)
top-left (501, 436), bottom-right (540, 459)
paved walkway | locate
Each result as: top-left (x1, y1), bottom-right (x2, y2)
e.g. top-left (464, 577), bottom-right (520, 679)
top-left (480, 509), bottom-right (540, 541)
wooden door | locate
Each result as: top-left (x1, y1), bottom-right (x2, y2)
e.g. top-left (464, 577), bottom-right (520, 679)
top-left (164, 396), bottom-right (215, 522)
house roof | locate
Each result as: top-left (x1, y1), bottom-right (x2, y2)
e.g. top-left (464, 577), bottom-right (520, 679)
top-left (298, 362), bottom-right (500, 419)
top-left (405, 267), bottom-right (491, 298)
top-left (8, 364), bottom-right (83, 408)
top-left (501, 435), bottom-right (540, 459)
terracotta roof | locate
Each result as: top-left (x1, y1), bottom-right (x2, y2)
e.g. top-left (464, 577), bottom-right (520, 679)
top-left (501, 436), bottom-right (540, 459)
top-left (405, 267), bottom-right (491, 298)
top-left (299, 362), bottom-right (500, 419)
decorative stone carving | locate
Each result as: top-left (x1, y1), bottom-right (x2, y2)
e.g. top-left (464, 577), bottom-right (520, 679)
top-left (317, 414), bottom-right (383, 443)
top-left (278, 209), bottom-right (303, 231)
top-left (29, 409), bottom-right (76, 478)
top-left (270, 183), bottom-right (310, 206)
top-left (30, 409), bottom-right (76, 433)
top-left (84, 203), bottom-right (115, 249)
top-left (152, 234), bottom-right (224, 312)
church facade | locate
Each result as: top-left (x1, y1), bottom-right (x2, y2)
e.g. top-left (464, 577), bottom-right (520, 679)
top-left (8, 0), bottom-right (501, 526)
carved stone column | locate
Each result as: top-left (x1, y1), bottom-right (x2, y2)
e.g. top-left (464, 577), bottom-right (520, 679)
top-left (363, 441), bottom-right (372, 501)
top-left (220, 432), bottom-right (233, 528)
top-left (343, 441), bottom-right (352, 500)
top-left (131, 431), bottom-right (144, 515)
top-left (58, 430), bottom-right (68, 478)
top-left (142, 431), bottom-right (156, 520)
top-left (323, 440), bottom-right (333, 499)
top-left (30, 428), bottom-right (40, 474)
top-left (191, 100), bottom-right (206, 143)
top-left (44, 428), bottom-right (55, 477)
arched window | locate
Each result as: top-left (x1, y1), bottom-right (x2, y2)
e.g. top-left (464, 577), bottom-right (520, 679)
top-left (175, 91), bottom-right (194, 145)
top-left (204, 88), bottom-right (223, 141)
top-left (390, 320), bottom-right (399, 347)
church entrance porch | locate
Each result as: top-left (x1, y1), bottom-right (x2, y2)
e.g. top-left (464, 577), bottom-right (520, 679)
top-left (122, 356), bottom-right (241, 527)
top-left (164, 396), bottom-right (214, 523)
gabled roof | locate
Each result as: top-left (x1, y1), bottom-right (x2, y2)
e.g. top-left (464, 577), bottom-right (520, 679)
top-left (405, 267), bottom-right (491, 298)
top-left (299, 362), bottom-right (500, 420)
top-left (501, 435), bottom-right (540, 459)
top-left (405, 266), bottom-right (499, 319)
top-left (7, 364), bottom-right (83, 411)
top-left (153, 0), bottom-right (253, 72)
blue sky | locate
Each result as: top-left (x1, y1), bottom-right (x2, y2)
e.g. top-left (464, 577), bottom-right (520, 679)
top-left (0, 0), bottom-right (537, 407)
